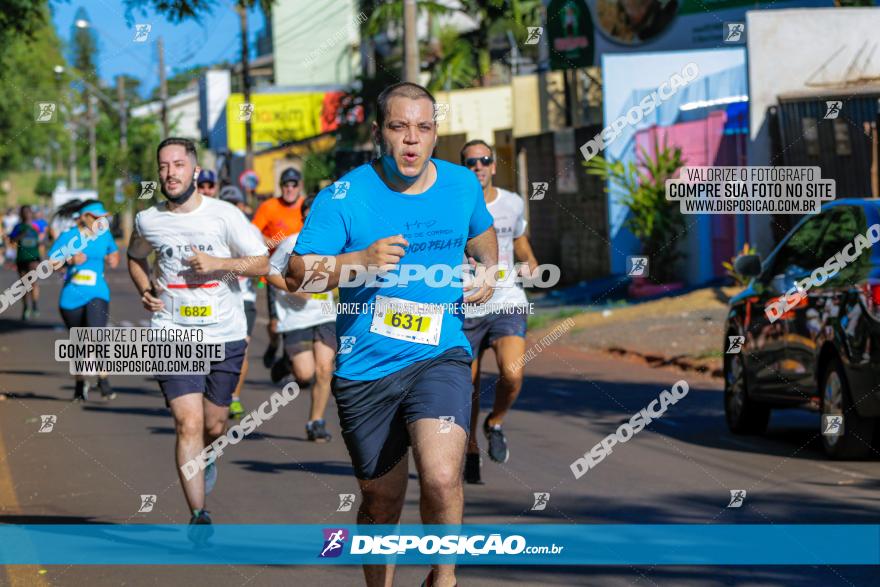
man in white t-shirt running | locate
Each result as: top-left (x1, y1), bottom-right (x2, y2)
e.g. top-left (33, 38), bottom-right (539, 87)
top-left (266, 196), bottom-right (337, 442)
top-left (127, 138), bottom-right (269, 526)
top-left (460, 139), bottom-right (539, 485)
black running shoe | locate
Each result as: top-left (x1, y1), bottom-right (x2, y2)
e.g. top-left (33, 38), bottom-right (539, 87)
top-left (73, 380), bottom-right (89, 403)
top-left (98, 378), bottom-right (116, 400)
top-left (306, 419), bottom-right (332, 442)
top-left (483, 416), bottom-right (509, 463)
top-left (270, 355), bottom-right (291, 385)
top-left (464, 453), bottom-right (484, 485)
top-left (187, 509), bottom-right (213, 544)
top-left (262, 344), bottom-right (278, 369)
top-left (189, 509), bottom-right (213, 525)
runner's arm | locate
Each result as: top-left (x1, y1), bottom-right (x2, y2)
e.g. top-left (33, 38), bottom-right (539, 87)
top-left (285, 250), bottom-right (365, 293)
top-left (464, 226), bottom-right (498, 304)
top-left (265, 272), bottom-right (312, 300)
top-left (126, 227), bottom-right (165, 311)
top-left (513, 235), bottom-right (539, 274)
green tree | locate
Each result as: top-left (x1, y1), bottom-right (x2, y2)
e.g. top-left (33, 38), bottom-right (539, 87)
top-left (585, 136), bottom-right (686, 282)
top-left (0, 2), bottom-right (69, 175)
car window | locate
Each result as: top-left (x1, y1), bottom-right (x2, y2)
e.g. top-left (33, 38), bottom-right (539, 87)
top-left (767, 213), bottom-right (829, 280)
top-left (817, 206), bottom-right (870, 288)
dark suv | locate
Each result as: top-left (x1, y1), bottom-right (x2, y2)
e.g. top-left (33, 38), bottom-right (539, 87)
top-left (724, 199), bottom-right (880, 459)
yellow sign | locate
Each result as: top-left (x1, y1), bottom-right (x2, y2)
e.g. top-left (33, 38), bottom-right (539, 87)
top-left (227, 93), bottom-right (329, 152)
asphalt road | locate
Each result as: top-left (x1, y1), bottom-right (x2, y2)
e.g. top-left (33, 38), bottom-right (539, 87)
top-left (1, 264), bottom-right (878, 586)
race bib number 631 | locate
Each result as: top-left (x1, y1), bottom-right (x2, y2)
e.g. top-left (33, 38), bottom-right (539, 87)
top-left (370, 295), bottom-right (442, 345)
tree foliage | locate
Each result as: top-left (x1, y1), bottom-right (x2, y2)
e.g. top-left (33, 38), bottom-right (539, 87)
top-left (585, 135), bottom-right (686, 282)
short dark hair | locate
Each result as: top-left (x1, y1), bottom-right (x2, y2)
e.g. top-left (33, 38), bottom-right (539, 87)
top-left (156, 137), bottom-right (197, 164)
top-left (460, 139), bottom-right (494, 164)
top-left (376, 82), bottom-right (436, 128)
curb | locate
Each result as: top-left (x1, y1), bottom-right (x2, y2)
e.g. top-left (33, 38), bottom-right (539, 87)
top-left (606, 347), bottom-right (723, 379)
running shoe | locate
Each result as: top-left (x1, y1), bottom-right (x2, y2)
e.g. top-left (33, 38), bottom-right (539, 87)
top-left (21, 307), bottom-right (30, 321)
top-left (73, 381), bottom-right (89, 402)
top-left (189, 509), bottom-right (212, 524)
top-left (205, 461), bottom-right (218, 495)
top-left (306, 419), bottom-right (332, 443)
top-left (262, 343), bottom-right (278, 369)
top-left (270, 355), bottom-right (292, 385)
top-left (464, 453), bottom-right (484, 485)
top-left (229, 398), bottom-right (244, 419)
top-left (483, 416), bottom-right (510, 464)
top-left (31, 304), bottom-right (39, 318)
top-left (187, 509), bottom-right (213, 543)
top-left (97, 378), bottom-right (116, 400)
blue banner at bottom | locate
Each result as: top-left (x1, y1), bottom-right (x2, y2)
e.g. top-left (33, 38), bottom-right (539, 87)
top-left (0, 525), bottom-right (877, 565)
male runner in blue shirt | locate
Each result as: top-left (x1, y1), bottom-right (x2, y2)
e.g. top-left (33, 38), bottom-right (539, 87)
top-left (286, 82), bottom-right (497, 587)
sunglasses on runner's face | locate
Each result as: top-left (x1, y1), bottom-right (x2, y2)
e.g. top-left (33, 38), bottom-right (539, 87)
top-left (198, 182), bottom-right (215, 188)
top-left (464, 156), bottom-right (494, 168)
top-left (283, 181), bottom-right (299, 188)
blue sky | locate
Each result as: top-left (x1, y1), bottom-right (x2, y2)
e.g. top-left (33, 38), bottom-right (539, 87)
top-left (51, 1), bottom-right (267, 98)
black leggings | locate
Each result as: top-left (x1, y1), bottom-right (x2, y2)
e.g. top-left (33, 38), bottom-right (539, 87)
top-left (60, 298), bottom-right (109, 330)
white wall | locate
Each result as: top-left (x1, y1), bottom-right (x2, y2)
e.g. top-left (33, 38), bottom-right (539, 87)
top-left (273, 0), bottom-right (360, 87)
top-left (131, 89), bottom-right (201, 141)
top-left (746, 7), bottom-right (880, 254)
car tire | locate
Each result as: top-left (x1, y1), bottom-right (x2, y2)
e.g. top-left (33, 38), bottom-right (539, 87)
top-left (820, 356), bottom-right (876, 460)
top-left (724, 350), bottom-right (770, 434)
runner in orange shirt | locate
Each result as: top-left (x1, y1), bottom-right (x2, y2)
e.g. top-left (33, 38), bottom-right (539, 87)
top-left (252, 167), bottom-right (305, 368)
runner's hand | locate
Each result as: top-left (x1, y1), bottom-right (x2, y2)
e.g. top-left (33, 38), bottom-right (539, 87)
top-left (464, 280), bottom-right (494, 305)
top-left (71, 253), bottom-right (87, 265)
top-left (140, 288), bottom-right (164, 312)
top-left (183, 247), bottom-right (220, 274)
top-left (360, 235), bottom-right (408, 271)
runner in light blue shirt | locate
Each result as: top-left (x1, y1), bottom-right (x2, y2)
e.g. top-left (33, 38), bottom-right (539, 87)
top-left (48, 200), bottom-right (119, 401)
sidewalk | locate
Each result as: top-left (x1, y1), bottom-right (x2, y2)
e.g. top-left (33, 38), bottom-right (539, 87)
top-left (534, 287), bottom-right (740, 378)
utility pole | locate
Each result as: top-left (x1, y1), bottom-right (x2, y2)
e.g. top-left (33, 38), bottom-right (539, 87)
top-left (87, 91), bottom-right (98, 190)
top-left (158, 37), bottom-right (169, 138)
top-left (117, 74), bottom-right (133, 241)
top-left (238, 4), bottom-right (254, 170)
top-left (403, 0), bottom-right (419, 82)
top-left (68, 128), bottom-right (77, 190)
